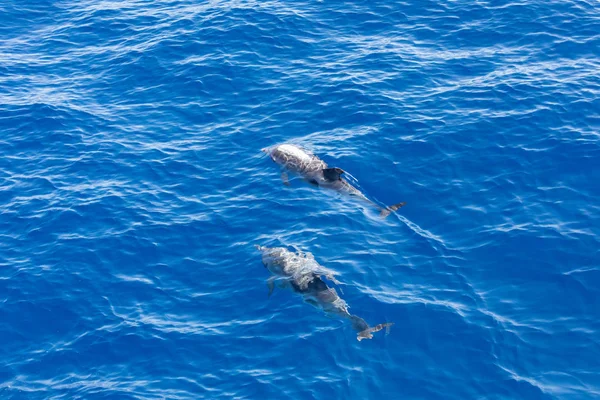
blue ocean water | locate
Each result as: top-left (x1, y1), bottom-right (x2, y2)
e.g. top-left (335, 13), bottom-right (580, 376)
top-left (1, 0), bottom-right (599, 398)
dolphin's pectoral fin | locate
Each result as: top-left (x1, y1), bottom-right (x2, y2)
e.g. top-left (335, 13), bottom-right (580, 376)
top-left (267, 276), bottom-right (276, 297)
top-left (281, 172), bottom-right (290, 186)
top-left (323, 167), bottom-right (344, 182)
top-left (380, 202), bottom-right (407, 218)
top-left (305, 299), bottom-right (319, 307)
top-left (276, 280), bottom-right (288, 289)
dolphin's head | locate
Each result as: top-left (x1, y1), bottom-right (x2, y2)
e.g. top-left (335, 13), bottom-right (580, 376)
top-left (257, 246), bottom-right (289, 274)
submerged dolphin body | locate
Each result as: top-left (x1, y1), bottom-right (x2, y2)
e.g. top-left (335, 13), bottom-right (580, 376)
top-left (262, 144), bottom-right (406, 217)
top-left (257, 245), bottom-right (393, 341)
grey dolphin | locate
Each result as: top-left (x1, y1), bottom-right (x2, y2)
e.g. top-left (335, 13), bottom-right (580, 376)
top-left (262, 143), bottom-right (406, 217)
top-left (256, 245), bottom-right (393, 341)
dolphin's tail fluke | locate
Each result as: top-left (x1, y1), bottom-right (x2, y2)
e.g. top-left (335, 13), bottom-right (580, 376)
top-left (379, 202), bottom-right (406, 218)
top-left (357, 322), bottom-right (394, 341)
top-left (348, 315), bottom-right (393, 341)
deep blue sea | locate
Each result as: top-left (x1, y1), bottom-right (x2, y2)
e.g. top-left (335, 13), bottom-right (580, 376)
top-left (1, 1), bottom-right (599, 399)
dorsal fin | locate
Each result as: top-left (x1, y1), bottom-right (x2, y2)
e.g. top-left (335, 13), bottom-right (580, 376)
top-left (323, 167), bottom-right (344, 182)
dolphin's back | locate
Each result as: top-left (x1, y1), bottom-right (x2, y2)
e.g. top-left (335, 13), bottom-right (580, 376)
top-left (290, 273), bottom-right (328, 294)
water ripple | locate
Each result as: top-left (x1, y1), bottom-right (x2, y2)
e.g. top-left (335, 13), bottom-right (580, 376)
top-left (1, 0), bottom-right (599, 398)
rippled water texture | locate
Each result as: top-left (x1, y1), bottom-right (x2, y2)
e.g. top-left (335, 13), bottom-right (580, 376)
top-left (1, 0), bottom-right (599, 399)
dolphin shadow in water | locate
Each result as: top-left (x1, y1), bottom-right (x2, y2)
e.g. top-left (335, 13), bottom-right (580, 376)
top-left (256, 245), bottom-right (393, 341)
top-left (262, 143), bottom-right (406, 218)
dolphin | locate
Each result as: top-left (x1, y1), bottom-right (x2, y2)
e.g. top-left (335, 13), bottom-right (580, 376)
top-left (262, 143), bottom-right (406, 217)
top-left (256, 245), bottom-right (393, 341)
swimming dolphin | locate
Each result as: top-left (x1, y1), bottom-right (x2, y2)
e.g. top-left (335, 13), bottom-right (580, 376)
top-left (256, 245), bottom-right (393, 341)
top-left (262, 144), bottom-right (406, 217)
